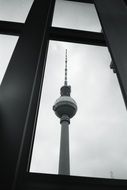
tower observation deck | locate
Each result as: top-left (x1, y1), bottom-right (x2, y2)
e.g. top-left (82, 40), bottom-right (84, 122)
top-left (53, 50), bottom-right (77, 175)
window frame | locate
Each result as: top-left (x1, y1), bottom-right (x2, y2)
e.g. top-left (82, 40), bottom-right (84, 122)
top-left (0, 0), bottom-right (127, 190)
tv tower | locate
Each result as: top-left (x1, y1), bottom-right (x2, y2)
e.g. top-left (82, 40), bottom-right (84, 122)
top-left (53, 50), bottom-right (77, 175)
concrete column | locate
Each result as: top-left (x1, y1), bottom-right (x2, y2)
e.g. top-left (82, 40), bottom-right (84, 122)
top-left (94, 0), bottom-right (127, 108)
top-left (59, 115), bottom-right (70, 175)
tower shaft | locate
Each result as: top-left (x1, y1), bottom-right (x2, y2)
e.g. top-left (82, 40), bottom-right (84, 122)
top-left (59, 115), bottom-right (70, 175)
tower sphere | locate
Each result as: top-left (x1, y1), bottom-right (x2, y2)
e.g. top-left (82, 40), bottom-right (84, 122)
top-left (53, 95), bottom-right (77, 118)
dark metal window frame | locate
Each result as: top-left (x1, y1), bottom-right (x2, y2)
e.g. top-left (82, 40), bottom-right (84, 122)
top-left (124, 0), bottom-right (127, 6)
top-left (0, 0), bottom-right (127, 190)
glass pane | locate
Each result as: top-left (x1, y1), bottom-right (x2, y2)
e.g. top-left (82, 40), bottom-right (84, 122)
top-left (0, 0), bottom-right (34, 23)
top-left (0, 35), bottom-right (18, 84)
top-left (30, 41), bottom-right (127, 179)
top-left (52, 0), bottom-right (101, 32)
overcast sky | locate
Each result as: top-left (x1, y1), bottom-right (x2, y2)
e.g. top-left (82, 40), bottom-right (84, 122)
top-left (0, 0), bottom-right (33, 23)
top-left (1, 0), bottom-right (127, 180)
top-left (52, 0), bottom-right (101, 32)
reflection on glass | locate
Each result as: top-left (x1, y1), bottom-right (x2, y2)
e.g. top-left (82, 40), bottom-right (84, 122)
top-left (0, 35), bottom-right (18, 84)
top-left (0, 0), bottom-right (34, 23)
top-left (30, 41), bottom-right (127, 179)
top-left (52, 0), bottom-right (101, 32)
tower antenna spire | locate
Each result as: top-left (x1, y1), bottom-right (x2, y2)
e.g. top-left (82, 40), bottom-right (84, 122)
top-left (64, 49), bottom-right (68, 86)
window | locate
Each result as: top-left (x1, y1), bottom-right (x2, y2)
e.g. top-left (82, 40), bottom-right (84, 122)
top-left (1, 0), bottom-right (127, 189)
top-left (52, 0), bottom-right (101, 32)
top-left (0, 35), bottom-right (18, 84)
top-left (30, 40), bottom-right (127, 179)
top-left (0, 0), bottom-right (34, 23)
